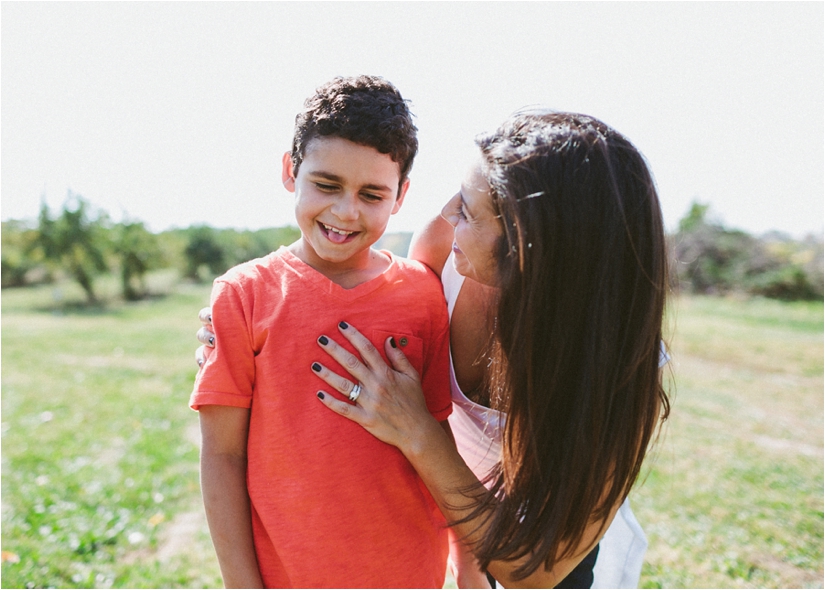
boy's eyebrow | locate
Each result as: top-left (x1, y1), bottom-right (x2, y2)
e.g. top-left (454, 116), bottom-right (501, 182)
top-left (307, 170), bottom-right (394, 194)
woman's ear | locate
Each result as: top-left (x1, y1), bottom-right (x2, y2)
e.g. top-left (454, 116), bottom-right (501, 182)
top-left (282, 152), bottom-right (296, 193)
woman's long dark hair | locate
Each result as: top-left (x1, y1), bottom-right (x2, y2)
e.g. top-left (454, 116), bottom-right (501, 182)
top-left (465, 110), bottom-right (670, 579)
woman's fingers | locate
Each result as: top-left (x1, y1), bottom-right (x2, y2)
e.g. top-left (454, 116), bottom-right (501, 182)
top-left (316, 333), bottom-right (370, 384)
top-left (315, 391), bottom-right (367, 424)
top-left (335, 321), bottom-right (422, 385)
top-left (198, 307), bottom-right (212, 327)
top-left (310, 361), bottom-right (361, 399)
top-left (196, 344), bottom-right (215, 368)
top-left (313, 324), bottom-right (431, 450)
top-left (196, 307), bottom-right (214, 367)
top-left (335, 321), bottom-right (387, 371)
top-left (197, 326), bottom-right (215, 347)
top-left (383, 336), bottom-right (419, 381)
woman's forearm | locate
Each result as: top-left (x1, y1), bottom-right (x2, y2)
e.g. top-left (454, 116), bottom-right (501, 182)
top-left (401, 417), bottom-right (491, 545)
top-left (403, 418), bottom-right (608, 589)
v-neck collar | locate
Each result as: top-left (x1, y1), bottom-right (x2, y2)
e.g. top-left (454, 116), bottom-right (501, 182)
top-left (277, 246), bottom-right (396, 302)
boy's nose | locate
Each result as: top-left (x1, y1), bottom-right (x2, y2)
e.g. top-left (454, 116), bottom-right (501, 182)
top-left (332, 193), bottom-right (359, 221)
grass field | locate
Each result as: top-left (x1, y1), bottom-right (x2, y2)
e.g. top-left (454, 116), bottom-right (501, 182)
top-left (2, 276), bottom-right (822, 588)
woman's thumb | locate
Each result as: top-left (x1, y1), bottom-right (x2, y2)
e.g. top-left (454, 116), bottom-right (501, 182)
top-left (385, 336), bottom-right (418, 379)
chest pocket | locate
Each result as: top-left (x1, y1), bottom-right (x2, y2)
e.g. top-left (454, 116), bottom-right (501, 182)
top-left (369, 329), bottom-right (425, 377)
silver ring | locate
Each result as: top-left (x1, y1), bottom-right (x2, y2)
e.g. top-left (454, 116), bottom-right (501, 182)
top-left (348, 382), bottom-right (362, 402)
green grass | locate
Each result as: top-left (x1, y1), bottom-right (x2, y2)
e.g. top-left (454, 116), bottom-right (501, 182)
top-left (2, 279), bottom-right (822, 588)
top-left (635, 294), bottom-right (823, 588)
top-left (2, 276), bottom-right (221, 588)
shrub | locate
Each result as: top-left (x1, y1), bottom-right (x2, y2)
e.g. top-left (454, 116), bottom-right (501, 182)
top-left (672, 201), bottom-right (823, 301)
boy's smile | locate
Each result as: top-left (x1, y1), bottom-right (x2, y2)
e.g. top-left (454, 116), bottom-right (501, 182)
top-left (319, 221), bottom-right (358, 243)
top-left (283, 136), bottom-right (409, 281)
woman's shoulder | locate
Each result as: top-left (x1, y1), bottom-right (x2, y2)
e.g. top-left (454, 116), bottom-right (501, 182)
top-left (408, 214), bottom-right (454, 277)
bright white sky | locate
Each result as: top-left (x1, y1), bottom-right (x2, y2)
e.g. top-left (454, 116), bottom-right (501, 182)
top-left (2, 2), bottom-right (823, 238)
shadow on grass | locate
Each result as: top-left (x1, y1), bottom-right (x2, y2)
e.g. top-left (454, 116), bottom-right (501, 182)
top-left (31, 292), bottom-right (172, 317)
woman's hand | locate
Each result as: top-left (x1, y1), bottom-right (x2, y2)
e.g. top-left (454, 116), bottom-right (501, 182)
top-left (195, 306), bottom-right (215, 368)
top-left (312, 321), bottom-right (440, 454)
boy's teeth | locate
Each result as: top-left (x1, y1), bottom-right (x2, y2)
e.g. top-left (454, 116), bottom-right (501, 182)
top-left (323, 223), bottom-right (353, 236)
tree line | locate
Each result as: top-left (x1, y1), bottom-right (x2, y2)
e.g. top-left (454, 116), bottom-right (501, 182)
top-left (2, 193), bottom-right (300, 302)
top-left (670, 202), bottom-right (822, 301)
top-left (2, 193), bottom-right (822, 303)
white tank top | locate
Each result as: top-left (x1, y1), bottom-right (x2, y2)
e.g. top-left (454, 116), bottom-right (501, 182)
top-left (440, 252), bottom-right (651, 589)
top-left (441, 255), bottom-right (505, 483)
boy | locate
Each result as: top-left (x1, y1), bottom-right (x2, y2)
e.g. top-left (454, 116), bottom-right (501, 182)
top-left (190, 76), bottom-right (456, 588)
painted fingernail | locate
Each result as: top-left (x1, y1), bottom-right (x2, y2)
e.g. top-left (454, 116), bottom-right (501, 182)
top-left (311, 362), bottom-right (322, 372)
top-left (390, 337), bottom-right (397, 349)
top-left (339, 321), bottom-right (349, 330)
top-left (208, 336), bottom-right (215, 346)
top-left (318, 335), bottom-right (329, 346)
top-left (317, 391), bottom-right (325, 400)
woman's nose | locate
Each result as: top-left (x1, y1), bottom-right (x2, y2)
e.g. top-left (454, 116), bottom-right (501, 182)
top-left (441, 194), bottom-right (460, 227)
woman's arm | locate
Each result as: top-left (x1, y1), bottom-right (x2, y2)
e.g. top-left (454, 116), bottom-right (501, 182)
top-left (408, 214), bottom-right (454, 275)
top-left (199, 405), bottom-right (263, 588)
top-left (439, 420), bottom-right (491, 589)
top-left (312, 323), bottom-right (618, 588)
top-left (403, 407), bottom-right (618, 588)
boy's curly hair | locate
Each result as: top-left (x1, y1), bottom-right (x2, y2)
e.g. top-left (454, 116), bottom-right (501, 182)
top-left (291, 76), bottom-right (418, 191)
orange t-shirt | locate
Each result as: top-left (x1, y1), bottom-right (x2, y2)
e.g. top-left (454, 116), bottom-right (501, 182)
top-left (190, 247), bottom-right (452, 588)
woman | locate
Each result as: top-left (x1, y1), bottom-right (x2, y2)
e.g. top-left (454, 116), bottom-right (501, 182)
top-left (198, 110), bottom-right (670, 588)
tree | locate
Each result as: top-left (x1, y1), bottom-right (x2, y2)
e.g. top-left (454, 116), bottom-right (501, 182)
top-left (35, 194), bottom-right (110, 303)
top-left (113, 220), bottom-right (163, 300)
top-left (1, 220), bottom-right (45, 288)
top-left (183, 226), bottom-right (225, 280)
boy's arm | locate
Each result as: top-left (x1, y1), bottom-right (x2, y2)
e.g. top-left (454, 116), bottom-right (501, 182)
top-left (199, 405), bottom-right (263, 589)
top-left (440, 420), bottom-right (491, 589)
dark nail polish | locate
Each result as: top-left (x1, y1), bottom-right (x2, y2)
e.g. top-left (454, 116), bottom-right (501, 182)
top-left (318, 335), bottom-right (329, 345)
top-left (390, 337), bottom-right (397, 348)
top-left (317, 391), bottom-right (325, 400)
top-left (339, 321), bottom-right (349, 330)
top-left (208, 336), bottom-right (215, 346)
top-left (311, 362), bottom-right (322, 372)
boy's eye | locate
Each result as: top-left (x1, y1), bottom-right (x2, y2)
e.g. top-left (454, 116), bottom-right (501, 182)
top-left (315, 183), bottom-right (338, 191)
top-left (362, 193), bottom-right (383, 202)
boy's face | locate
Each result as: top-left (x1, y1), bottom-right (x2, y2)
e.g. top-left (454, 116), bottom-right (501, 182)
top-left (283, 136), bottom-right (408, 272)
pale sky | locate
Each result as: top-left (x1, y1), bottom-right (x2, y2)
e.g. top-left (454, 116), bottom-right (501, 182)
top-left (2, 2), bottom-right (823, 238)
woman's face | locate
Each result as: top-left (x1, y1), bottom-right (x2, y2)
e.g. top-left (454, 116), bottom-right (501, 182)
top-left (441, 157), bottom-right (503, 286)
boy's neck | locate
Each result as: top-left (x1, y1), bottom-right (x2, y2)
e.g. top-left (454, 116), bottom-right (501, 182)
top-left (288, 240), bottom-right (392, 289)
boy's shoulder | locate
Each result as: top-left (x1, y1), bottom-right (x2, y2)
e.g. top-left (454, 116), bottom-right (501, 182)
top-left (383, 252), bottom-right (445, 304)
top-left (388, 252), bottom-right (440, 283)
top-left (215, 249), bottom-right (287, 288)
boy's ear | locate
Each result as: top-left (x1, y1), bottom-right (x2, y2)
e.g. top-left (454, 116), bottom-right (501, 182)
top-left (391, 178), bottom-right (410, 215)
top-left (281, 152), bottom-right (296, 193)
